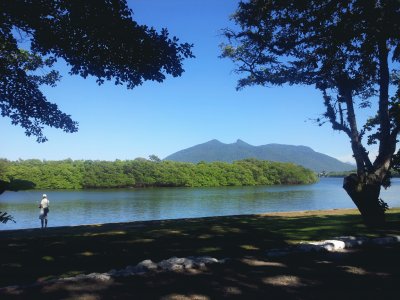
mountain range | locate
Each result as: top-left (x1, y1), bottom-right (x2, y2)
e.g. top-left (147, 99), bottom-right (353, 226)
top-left (164, 139), bottom-right (355, 173)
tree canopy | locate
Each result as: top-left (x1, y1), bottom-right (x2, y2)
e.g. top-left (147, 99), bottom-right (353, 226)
top-left (0, 0), bottom-right (193, 142)
top-left (0, 158), bottom-right (317, 189)
top-left (222, 0), bottom-right (400, 226)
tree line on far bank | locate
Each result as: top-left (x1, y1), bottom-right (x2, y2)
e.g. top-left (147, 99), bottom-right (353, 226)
top-left (0, 158), bottom-right (317, 190)
top-left (326, 170), bottom-right (400, 178)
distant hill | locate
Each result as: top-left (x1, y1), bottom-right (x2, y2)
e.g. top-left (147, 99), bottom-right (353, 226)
top-left (164, 139), bottom-right (355, 173)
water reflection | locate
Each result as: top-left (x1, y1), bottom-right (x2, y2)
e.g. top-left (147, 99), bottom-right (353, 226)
top-left (1, 178), bottom-right (399, 230)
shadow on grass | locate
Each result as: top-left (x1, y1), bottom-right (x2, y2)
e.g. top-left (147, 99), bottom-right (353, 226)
top-left (0, 209), bottom-right (399, 292)
top-left (2, 245), bottom-right (400, 299)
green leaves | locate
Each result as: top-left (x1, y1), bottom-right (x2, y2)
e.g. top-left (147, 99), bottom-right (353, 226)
top-left (0, 211), bottom-right (15, 224)
top-left (0, 0), bottom-right (194, 141)
top-left (222, 0), bottom-right (399, 92)
top-left (222, 0), bottom-right (400, 187)
top-left (1, 158), bottom-right (317, 190)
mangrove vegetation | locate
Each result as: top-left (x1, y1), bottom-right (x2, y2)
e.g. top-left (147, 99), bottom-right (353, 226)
top-left (0, 158), bottom-right (317, 190)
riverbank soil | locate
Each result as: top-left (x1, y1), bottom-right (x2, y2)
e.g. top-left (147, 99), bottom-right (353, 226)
top-left (1, 208), bottom-right (400, 299)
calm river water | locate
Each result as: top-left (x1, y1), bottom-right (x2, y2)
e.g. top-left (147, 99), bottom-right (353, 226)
top-left (1, 177), bottom-right (399, 230)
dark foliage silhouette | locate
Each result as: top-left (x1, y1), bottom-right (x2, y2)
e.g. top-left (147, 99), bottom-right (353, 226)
top-left (0, 0), bottom-right (193, 142)
top-left (222, 0), bottom-right (400, 227)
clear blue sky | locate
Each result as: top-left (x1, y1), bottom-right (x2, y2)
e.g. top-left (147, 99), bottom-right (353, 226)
top-left (1, 0), bottom-right (378, 163)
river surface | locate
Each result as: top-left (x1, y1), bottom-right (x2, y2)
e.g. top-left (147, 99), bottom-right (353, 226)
top-left (1, 177), bottom-right (399, 230)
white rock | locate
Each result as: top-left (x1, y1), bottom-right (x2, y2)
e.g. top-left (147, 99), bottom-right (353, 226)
top-left (170, 264), bottom-right (184, 271)
top-left (158, 257), bottom-right (190, 271)
top-left (1, 256), bottom-right (226, 291)
top-left (136, 259), bottom-right (158, 271)
top-left (267, 235), bottom-right (400, 259)
top-left (85, 273), bottom-right (111, 281)
top-left (167, 257), bottom-right (186, 265)
top-left (335, 236), bottom-right (368, 247)
top-left (389, 235), bottom-right (400, 242)
top-left (61, 272), bottom-right (112, 282)
top-left (183, 259), bottom-right (194, 269)
top-left (323, 240), bottom-right (346, 251)
top-left (192, 256), bottom-right (219, 265)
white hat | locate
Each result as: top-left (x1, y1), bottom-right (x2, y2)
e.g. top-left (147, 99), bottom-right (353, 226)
top-left (42, 194), bottom-right (47, 198)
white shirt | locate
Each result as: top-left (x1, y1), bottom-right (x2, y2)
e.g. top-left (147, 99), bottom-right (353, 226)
top-left (40, 198), bottom-right (49, 208)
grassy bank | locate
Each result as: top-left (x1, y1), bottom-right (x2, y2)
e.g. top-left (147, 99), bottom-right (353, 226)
top-left (1, 208), bottom-right (400, 288)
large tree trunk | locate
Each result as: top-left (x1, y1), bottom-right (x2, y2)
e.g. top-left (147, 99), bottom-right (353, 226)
top-left (343, 173), bottom-right (386, 228)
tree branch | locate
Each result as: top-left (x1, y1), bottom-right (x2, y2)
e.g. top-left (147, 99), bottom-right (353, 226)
top-left (372, 38), bottom-right (396, 177)
top-left (339, 82), bottom-right (368, 175)
top-left (322, 89), bottom-right (351, 136)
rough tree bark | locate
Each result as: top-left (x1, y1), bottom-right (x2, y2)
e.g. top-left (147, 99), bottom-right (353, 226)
top-left (343, 174), bottom-right (385, 227)
top-left (338, 35), bottom-right (395, 228)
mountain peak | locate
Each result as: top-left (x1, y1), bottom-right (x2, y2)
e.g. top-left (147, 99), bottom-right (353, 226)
top-left (235, 139), bottom-right (251, 146)
top-left (164, 139), bottom-right (355, 172)
top-left (205, 139), bottom-right (222, 145)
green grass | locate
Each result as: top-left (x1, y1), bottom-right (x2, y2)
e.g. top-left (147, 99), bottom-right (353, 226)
top-left (1, 208), bottom-right (400, 287)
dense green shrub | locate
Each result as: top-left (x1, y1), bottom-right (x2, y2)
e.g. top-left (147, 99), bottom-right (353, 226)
top-left (0, 158), bottom-right (318, 190)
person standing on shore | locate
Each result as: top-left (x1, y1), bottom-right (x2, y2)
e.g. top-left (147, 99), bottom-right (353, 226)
top-left (39, 194), bottom-right (50, 228)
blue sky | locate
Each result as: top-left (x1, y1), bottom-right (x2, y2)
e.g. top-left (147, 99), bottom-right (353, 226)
top-left (1, 0), bottom-right (377, 163)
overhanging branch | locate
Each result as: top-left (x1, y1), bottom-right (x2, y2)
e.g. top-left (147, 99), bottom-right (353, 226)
top-left (322, 89), bottom-right (351, 136)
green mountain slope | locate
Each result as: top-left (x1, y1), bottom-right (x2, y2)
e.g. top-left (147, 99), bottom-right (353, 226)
top-left (164, 139), bottom-right (355, 172)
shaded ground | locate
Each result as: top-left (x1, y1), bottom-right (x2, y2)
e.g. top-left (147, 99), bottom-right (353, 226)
top-left (2, 245), bottom-right (400, 299)
top-left (1, 209), bottom-right (400, 299)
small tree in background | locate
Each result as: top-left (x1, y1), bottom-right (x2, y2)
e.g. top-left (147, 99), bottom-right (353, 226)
top-left (222, 0), bottom-right (400, 227)
top-left (149, 155), bottom-right (161, 162)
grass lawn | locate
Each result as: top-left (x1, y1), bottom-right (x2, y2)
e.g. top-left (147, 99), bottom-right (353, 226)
top-left (1, 208), bottom-right (400, 286)
top-left (0, 208), bottom-right (400, 299)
